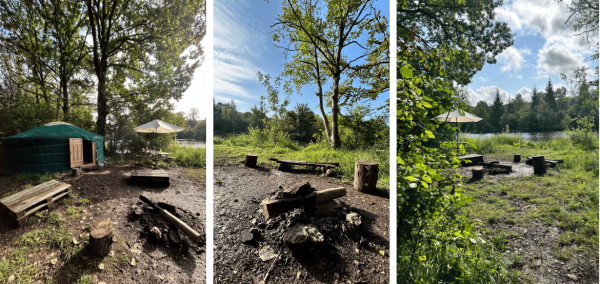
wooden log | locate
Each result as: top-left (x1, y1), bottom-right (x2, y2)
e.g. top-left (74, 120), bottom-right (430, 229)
top-left (89, 219), bottom-right (114, 257)
top-left (157, 201), bottom-right (178, 215)
top-left (282, 182), bottom-right (313, 198)
top-left (514, 154), bottom-right (521, 162)
top-left (533, 155), bottom-right (546, 175)
top-left (354, 161), bottom-right (379, 192)
top-left (472, 166), bottom-right (484, 180)
top-left (261, 187), bottom-right (347, 220)
top-left (244, 154), bottom-right (257, 167)
top-left (477, 162), bottom-right (512, 171)
top-left (139, 195), bottom-right (203, 243)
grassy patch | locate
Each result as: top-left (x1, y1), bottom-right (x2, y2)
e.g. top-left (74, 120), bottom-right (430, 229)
top-left (164, 142), bottom-right (206, 169)
top-left (215, 134), bottom-right (390, 190)
top-left (182, 168), bottom-right (206, 183)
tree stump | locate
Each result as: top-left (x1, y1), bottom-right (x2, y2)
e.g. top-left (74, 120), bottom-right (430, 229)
top-left (532, 155), bottom-right (546, 175)
top-left (472, 166), bottom-right (484, 180)
top-left (71, 168), bottom-right (80, 177)
top-left (244, 154), bottom-right (257, 167)
top-left (354, 161), bottom-right (379, 192)
top-left (514, 154), bottom-right (521, 163)
top-left (89, 219), bottom-right (114, 257)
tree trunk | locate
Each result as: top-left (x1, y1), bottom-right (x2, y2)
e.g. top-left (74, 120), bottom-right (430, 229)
top-left (61, 76), bottom-right (69, 118)
top-left (330, 75), bottom-right (341, 149)
top-left (96, 73), bottom-right (108, 137)
top-left (354, 161), bottom-right (379, 192)
top-left (89, 219), bottom-right (114, 257)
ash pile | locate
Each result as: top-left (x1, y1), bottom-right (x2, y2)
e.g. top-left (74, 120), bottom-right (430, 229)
top-left (240, 182), bottom-right (381, 269)
top-left (485, 167), bottom-right (511, 175)
top-left (129, 195), bottom-right (205, 255)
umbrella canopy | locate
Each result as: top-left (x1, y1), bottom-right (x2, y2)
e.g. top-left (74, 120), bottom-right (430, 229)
top-left (433, 110), bottom-right (482, 123)
top-left (133, 119), bottom-right (184, 133)
top-left (432, 109), bottom-right (482, 153)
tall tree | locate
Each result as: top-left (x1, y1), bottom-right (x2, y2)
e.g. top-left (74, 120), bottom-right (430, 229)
top-left (513, 93), bottom-right (526, 111)
top-left (544, 77), bottom-right (557, 111)
top-left (530, 86), bottom-right (541, 110)
top-left (84, 0), bottom-right (205, 137)
top-left (273, 0), bottom-right (389, 149)
top-left (397, 0), bottom-right (514, 85)
top-left (490, 88), bottom-right (504, 130)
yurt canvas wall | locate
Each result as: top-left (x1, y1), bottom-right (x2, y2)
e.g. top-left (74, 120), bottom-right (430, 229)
top-left (2, 122), bottom-right (104, 174)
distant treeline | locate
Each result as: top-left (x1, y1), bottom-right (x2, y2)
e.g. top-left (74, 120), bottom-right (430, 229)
top-left (461, 73), bottom-right (598, 133)
top-left (214, 99), bottom-right (389, 149)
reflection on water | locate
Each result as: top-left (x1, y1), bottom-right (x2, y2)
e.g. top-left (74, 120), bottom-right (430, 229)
top-left (463, 132), bottom-right (566, 142)
top-left (176, 139), bottom-right (206, 148)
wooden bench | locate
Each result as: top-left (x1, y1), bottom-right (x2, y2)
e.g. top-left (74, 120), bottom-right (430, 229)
top-left (269, 158), bottom-right (339, 173)
top-left (0, 179), bottom-right (72, 227)
top-left (130, 169), bottom-right (170, 185)
top-left (458, 154), bottom-right (484, 165)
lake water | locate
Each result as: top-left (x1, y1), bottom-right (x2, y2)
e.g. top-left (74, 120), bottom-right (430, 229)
top-left (176, 139), bottom-right (206, 148)
top-left (462, 132), bottom-right (566, 142)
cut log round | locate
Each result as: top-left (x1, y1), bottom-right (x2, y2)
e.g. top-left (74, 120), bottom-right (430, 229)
top-left (472, 166), bottom-right (484, 180)
top-left (354, 161), bottom-right (379, 192)
top-left (514, 154), bottom-right (521, 162)
top-left (89, 219), bottom-right (114, 257)
top-left (244, 154), bottom-right (257, 167)
top-left (533, 155), bottom-right (546, 175)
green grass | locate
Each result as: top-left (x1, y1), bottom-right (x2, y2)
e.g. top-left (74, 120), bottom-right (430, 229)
top-left (215, 134), bottom-right (390, 191)
top-left (164, 141), bottom-right (206, 169)
top-left (460, 136), bottom-right (599, 261)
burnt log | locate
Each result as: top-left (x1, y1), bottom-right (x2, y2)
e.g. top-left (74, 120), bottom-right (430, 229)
top-left (354, 161), bottom-right (379, 192)
top-left (261, 187), bottom-right (346, 220)
top-left (89, 219), bottom-right (114, 257)
top-left (282, 182), bottom-right (313, 199)
top-left (139, 195), bottom-right (203, 243)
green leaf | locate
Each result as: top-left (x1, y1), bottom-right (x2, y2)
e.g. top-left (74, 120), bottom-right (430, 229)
top-left (400, 65), bottom-right (413, 79)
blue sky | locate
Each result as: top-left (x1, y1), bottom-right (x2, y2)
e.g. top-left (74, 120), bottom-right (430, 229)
top-left (214, 0), bottom-right (390, 116)
top-left (464, 0), bottom-right (599, 105)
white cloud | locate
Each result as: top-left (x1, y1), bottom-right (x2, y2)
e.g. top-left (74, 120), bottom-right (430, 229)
top-left (495, 0), bottom-right (598, 79)
top-left (214, 0), bottom-right (270, 100)
top-left (498, 46), bottom-right (531, 73)
top-left (516, 75), bottom-right (522, 79)
top-left (516, 87), bottom-right (533, 101)
top-left (478, 77), bottom-right (489, 82)
top-left (466, 86), bottom-right (512, 105)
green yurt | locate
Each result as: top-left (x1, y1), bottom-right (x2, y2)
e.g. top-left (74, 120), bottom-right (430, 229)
top-left (2, 122), bottom-right (105, 174)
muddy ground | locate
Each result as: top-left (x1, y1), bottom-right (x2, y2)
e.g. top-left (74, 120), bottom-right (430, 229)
top-left (213, 164), bottom-right (390, 284)
top-left (0, 163), bottom-right (206, 284)
top-left (460, 159), bottom-right (599, 284)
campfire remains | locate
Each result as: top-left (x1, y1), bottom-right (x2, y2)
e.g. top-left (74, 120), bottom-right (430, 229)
top-left (129, 195), bottom-right (205, 255)
top-left (241, 181), bottom-right (377, 282)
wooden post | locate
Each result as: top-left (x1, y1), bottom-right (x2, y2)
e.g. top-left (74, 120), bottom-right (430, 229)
top-left (514, 154), bottom-right (521, 163)
top-left (244, 154), bottom-right (257, 167)
top-left (354, 161), bottom-right (379, 192)
top-left (472, 166), bottom-right (484, 180)
top-left (89, 219), bottom-right (114, 257)
top-left (533, 155), bottom-right (546, 175)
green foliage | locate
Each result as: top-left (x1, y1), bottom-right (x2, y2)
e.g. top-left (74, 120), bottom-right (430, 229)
top-left (215, 134), bottom-right (389, 190)
top-left (164, 141), bottom-right (206, 169)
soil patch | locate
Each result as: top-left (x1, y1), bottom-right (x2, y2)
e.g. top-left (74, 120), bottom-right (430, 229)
top-left (0, 163), bottom-right (206, 283)
top-left (213, 164), bottom-right (390, 284)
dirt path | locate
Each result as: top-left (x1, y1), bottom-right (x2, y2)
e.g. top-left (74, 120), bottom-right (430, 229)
top-left (213, 164), bottom-right (390, 284)
top-left (0, 164), bottom-right (206, 284)
top-left (460, 160), bottom-right (599, 284)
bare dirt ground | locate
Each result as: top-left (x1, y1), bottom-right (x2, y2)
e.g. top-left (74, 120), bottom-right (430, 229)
top-left (0, 163), bottom-right (206, 284)
top-left (213, 164), bottom-right (390, 284)
top-left (460, 159), bottom-right (599, 284)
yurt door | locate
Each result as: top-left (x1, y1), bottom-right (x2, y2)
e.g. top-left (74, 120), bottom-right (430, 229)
top-left (92, 142), bottom-right (97, 165)
top-left (69, 138), bottom-right (83, 168)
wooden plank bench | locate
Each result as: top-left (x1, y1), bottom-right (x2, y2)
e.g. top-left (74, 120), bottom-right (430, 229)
top-left (130, 169), bottom-right (170, 186)
top-left (0, 179), bottom-right (72, 227)
top-left (458, 154), bottom-right (484, 165)
top-left (269, 158), bottom-right (339, 173)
